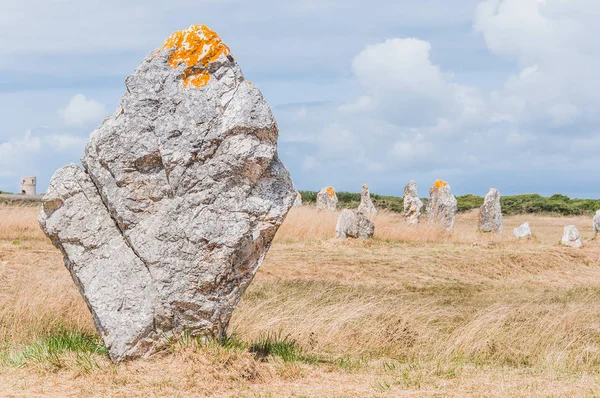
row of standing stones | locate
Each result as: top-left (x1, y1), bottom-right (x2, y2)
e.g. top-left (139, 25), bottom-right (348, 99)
top-left (34, 25), bottom-right (600, 364)
top-left (309, 182), bottom-right (600, 246)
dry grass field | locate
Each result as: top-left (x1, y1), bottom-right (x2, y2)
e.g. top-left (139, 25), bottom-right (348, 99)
top-left (1, 203), bottom-right (600, 397)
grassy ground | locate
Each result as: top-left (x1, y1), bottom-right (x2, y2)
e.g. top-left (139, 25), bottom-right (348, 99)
top-left (1, 204), bottom-right (600, 397)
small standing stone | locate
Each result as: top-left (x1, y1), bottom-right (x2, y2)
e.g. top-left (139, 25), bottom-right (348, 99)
top-left (513, 222), bottom-right (532, 238)
top-left (357, 184), bottom-right (377, 219)
top-left (478, 188), bottom-right (503, 233)
top-left (403, 180), bottom-right (423, 225)
top-left (317, 186), bottom-right (338, 211)
top-left (427, 180), bottom-right (457, 232)
top-left (335, 209), bottom-right (374, 239)
top-left (293, 191), bottom-right (303, 207)
top-left (561, 225), bottom-right (583, 248)
top-left (593, 210), bottom-right (600, 236)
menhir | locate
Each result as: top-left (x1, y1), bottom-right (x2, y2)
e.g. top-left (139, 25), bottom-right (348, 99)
top-left (39, 25), bottom-right (295, 362)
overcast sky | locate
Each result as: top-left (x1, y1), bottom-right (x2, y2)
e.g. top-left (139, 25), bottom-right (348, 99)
top-left (1, 0), bottom-right (598, 197)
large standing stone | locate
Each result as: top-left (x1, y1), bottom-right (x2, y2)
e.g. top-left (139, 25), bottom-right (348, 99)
top-left (293, 191), bottom-right (303, 207)
top-left (478, 188), bottom-right (503, 233)
top-left (513, 222), bottom-right (532, 238)
top-left (316, 186), bottom-right (338, 211)
top-left (38, 25), bottom-right (295, 362)
top-left (403, 180), bottom-right (423, 225)
top-left (357, 184), bottom-right (376, 219)
top-left (426, 180), bottom-right (457, 232)
top-left (335, 209), bottom-right (374, 239)
top-left (594, 210), bottom-right (600, 236)
top-left (561, 225), bottom-right (583, 248)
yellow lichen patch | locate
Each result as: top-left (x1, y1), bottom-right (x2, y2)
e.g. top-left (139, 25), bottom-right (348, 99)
top-left (326, 186), bottom-right (335, 198)
top-left (362, 184), bottom-right (369, 190)
top-left (433, 180), bottom-right (448, 190)
top-left (157, 24), bottom-right (231, 88)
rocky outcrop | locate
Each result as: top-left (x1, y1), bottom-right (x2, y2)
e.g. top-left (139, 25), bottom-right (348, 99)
top-left (357, 184), bottom-right (376, 219)
top-left (561, 225), bottom-right (583, 248)
top-left (403, 180), bottom-right (423, 225)
top-left (38, 25), bottom-right (295, 362)
top-left (426, 180), bottom-right (457, 232)
top-left (513, 222), bottom-right (532, 238)
top-left (293, 191), bottom-right (302, 207)
top-left (335, 209), bottom-right (374, 239)
top-left (316, 186), bottom-right (338, 211)
top-left (594, 210), bottom-right (600, 236)
top-left (478, 188), bottom-right (503, 233)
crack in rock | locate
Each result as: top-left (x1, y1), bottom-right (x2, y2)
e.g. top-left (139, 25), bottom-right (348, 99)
top-left (38, 25), bottom-right (295, 362)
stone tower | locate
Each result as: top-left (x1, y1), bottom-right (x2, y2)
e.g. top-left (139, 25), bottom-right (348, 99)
top-left (21, 176), bottom-right (36, 196)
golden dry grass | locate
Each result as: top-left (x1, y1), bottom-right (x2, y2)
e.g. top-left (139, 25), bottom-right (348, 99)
top-left (1, 203), bottom-right (600, 397)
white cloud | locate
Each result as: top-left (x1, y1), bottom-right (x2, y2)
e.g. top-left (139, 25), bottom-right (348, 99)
top-left (58, 94), bottom-right (107, 127)
top-left (0, 127), bottom-right (87, 192)
top-left (352, 38), bottom-right (447, 100)
top-left (476, 0), bottom-right (600, 128)
top-left (338, 96), bottom-right (375, 113)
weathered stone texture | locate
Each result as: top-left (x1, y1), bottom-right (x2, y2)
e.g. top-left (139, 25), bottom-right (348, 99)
top-left (478, 188), bottom-right (503, 233)
top-left (39, 25), bottom-right (295, 362)
top-left (594, 210), bottom-right (600, 235)
top-left (403, 180), bottom-right (423, 225)
top-left (561, 225), bottom-right (583, 248)
top-left (426, 180), bottom-right (457, 232)
top-left (335, 209), bottom-right (374, 239)
top-left (316, 186), bottom-right (338, 211)
top-left (513, 222), bottom-right (532, 239)
top-left (293, 191), bottom-right (303, 207)
top-left (357, 184), bottom-right (376, 219)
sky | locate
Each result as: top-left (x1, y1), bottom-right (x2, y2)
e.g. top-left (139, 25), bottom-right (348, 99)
top-left (1, 0), bottom-right (599, 198)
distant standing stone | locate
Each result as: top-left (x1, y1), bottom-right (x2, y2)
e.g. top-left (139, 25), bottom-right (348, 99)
top-left (335, 209), bottom-right (374, 239)
top-left (479, 188), bottom-right (503, 233)
top-left (594, 210), bottom-right (600, 235)
top-left (403, 180), bottom-right (423, 225)
top-left (427, 180), bottom-right (457, 232)
top-left (513, 222), bottom-right (532, 238)
top-left (293, 191), bottom-right (303, 207)
top-left (561, 225), bottom-right (583, 248)
top-left (317, 186), bottom-right (338, 211)
top-left (357, 184), bottom-right (377, 219)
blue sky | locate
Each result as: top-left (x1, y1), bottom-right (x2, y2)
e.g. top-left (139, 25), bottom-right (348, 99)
top-left (1, 0), bottom-right (598, 197)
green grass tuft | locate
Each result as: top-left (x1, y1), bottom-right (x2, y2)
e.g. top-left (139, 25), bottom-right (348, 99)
top-left (249, 331), bottom-right (317, 364)
top-left (0, 329), bottom-right (107, 367)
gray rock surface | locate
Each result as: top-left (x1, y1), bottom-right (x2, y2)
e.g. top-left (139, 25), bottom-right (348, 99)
top-left (293, 191), bottom-right (302, 207)
top-left (513, 222), bottom-right (532, 238)
top-left (594, 210), bottom-right (600, 235)
top-left (316, 186), bottom-right (338, 211)
top-left (357, 184), bottom-right (377, 219)
top-left (38, 25), bottom-right (295, 362)
top-left (426, 180), bottom-right (457, 232)
top-left (335, 209), bottom-right (374, 239)
top-left (403, 180), bottom-right (423, 225)
top-left (478, 188), bottom-right (503, 233)
top-left (561, 225), bottom-right (583, 248)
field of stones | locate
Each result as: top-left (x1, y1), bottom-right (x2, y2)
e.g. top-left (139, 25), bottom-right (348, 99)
top-left (3, 24), bottom-right (600, 397)
top-left (2, 200), bottom-right (600, 397)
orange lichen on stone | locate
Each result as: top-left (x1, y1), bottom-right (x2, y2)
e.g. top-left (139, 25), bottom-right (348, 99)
top-left (326, 186), bottom-right (335, 198)
top-left (157, 24), bottom-right (231, 88)
top-left (433, 180), bottom-right (448, 190)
